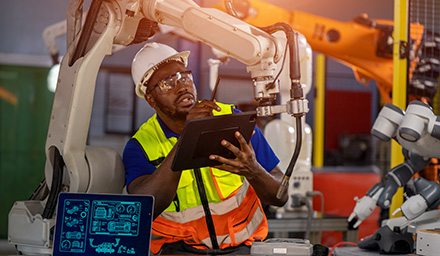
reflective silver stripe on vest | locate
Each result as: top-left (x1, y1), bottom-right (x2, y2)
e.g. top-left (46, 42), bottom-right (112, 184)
top-left (198, 204), bottom-right (265, 247)
top-left (151, 234), bottom-right (163, 240)
top-left (233, 204), bottom-right (265, 244)
top-left (160, 179), bottom-right (250, 223)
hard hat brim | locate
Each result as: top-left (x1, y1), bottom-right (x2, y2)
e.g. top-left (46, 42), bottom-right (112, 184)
top-left (136, 51), bottom-right (190, 98)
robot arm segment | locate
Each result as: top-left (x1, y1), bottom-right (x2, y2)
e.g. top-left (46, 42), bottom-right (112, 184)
top-left (348, 183), bottom-right (384, 228)
top-left (399, 100), bottom-right (440, 142)
top-left (142, 0), bottom-right (283, 69)
top-left (142, 0), bottom-right (308, 115)
top-left (372, 100), bottom-right (440, 158)
top-left (42, 20), bottom-right (68, 65)
top-left (396, 101), bottom-right (440, 158)
top-left (397, 177), bottom-right (440, 220)
top-left (371, 103), bottom-right (405, 141)
top-left (377, 151), bottom-right (430, 208)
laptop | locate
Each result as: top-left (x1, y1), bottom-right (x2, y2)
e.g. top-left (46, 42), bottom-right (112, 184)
top-left (53, 193), bottom-right (154, 256)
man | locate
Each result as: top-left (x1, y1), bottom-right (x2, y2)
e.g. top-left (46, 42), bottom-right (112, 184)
top-left (123, 42), bottom-right (288, 255)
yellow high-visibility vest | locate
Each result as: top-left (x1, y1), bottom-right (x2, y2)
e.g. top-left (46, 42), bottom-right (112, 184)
top-left (132, 102), bottom-right (268, 253)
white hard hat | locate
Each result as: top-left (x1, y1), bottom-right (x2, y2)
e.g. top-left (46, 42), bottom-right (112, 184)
top-left (132, 42), bottom-right (190, 98)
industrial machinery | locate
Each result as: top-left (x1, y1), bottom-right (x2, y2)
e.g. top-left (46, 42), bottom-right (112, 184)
top-left (213, 2), bottom-right (440, 249)
top-left (348, 100), bottom-right (440, 254)
top-left (8, 0), bottom-right (308, 254)
top-left (262, 33), bottom-right (314, 217)
top-left (213, 0), bottom-right (434, 104)
top-left (41, 0), bottom-right (315, 229)
top-left (207, 29), bottom-right (315, 218)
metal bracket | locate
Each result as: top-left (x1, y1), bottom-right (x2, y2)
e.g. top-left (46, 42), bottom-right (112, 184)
top-left (256, 99), bottom-right (309, 117)
top-left (399, 40), bottom-right (408, 59)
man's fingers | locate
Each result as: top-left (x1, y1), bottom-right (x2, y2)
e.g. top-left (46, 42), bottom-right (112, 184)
top-left (221, 139), bottom-right (242, 157)
top-left (198, 100), bottom-right (221, 111)
top-left (210, 155), bottom-right (237, 169)
top-left (235, 131), bottom-right (252, 154)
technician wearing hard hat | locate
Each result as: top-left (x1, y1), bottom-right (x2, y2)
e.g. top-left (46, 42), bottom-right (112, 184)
top-left (123, 42), bottom-right (287, 255)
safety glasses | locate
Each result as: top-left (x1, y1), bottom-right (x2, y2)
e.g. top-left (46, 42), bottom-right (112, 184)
top-left (146, 70), bottom-right (193, 94)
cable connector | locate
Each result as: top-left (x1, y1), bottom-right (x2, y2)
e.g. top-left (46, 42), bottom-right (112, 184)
top-left (287, 98), bottom-right (309, 117)
top-left (276, 176), bottom-right (289, 199)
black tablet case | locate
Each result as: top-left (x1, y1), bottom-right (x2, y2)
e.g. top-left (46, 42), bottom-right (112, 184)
top-left (171, 111), bottom-right (257, 171)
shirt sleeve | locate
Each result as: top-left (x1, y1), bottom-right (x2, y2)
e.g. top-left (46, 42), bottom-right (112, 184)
top-left (251, 126), bottom-right (280, 172)
top-left (122, 139), bottom-right (157, 187)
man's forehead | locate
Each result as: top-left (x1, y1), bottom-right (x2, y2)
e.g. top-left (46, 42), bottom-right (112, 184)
top-left (151, 62), bottom-right (186, 81)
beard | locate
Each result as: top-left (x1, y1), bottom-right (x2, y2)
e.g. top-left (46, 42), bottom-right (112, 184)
top-left (155, 98), bottom-right (193, 121)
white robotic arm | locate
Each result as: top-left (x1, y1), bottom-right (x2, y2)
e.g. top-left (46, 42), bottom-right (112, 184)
top-left (43, 0), bottom-right (298, 204)
top-left (137, 0), bottom-right (309, 198)
top-left (348, 100), bottom-right (440, 229)
top-left (142, 0), bottom-right (308, 119)
top-left (9, 0), bottom-right (306, 254)
top-left (351, 101), bottom-right (440, 254)
top-left (395, 177), bottom-right (440, 220)
top-left (348, 183), bottom-right (384, 229)
top-left (372, 101), bottom-right (440, 158)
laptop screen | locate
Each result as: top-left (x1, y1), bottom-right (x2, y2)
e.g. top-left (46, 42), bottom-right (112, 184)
top-left (53, 193), bottom-right (154, 256)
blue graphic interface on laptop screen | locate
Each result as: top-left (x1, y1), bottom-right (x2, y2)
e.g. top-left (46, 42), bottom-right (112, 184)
top-left (54, 193), bottom-right (154, 256)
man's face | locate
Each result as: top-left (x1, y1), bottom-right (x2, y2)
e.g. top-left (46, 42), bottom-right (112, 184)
top-left (145, 61), bottom-right (198, 121)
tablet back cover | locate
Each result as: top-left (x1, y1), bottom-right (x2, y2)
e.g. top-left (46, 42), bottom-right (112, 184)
top-left (172, 111), bottom-right (257, 171)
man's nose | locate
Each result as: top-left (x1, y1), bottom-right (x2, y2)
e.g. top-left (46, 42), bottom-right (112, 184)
top-left (175, 79), bottom-right (192, 92)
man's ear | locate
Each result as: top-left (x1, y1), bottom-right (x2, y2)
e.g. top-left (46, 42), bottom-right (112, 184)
top-left (145, 94), bottom-right (156, 108)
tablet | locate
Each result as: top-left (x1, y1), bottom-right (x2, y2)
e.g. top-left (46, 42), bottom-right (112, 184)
top-left (171, 111), bottom-right (257, 171)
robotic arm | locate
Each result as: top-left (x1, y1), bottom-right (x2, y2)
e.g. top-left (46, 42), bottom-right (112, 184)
top-left (348, 100), bottom-right (440, 229)
top-left (9, 0), bottom-right (307, 254)
top-left (143, 0), bottom-right (309, 198)
top-left (348, 150), bottom-right (430, 228)
top-left (395, 176), bottom-right (440, 220)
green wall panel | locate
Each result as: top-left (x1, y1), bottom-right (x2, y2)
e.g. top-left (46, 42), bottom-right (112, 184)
top-left (0, 65), bottom-right (53, 238)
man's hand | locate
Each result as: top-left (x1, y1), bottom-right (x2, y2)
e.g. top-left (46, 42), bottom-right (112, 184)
top-left (186, 100), bottom-right (221, 120)
top-left (210, 131), bottom-right (288, 206)
top-left (209, 131), bottom-right (261, 180)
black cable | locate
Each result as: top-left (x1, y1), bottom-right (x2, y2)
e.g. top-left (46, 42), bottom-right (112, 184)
top-left (266, 40), bottom-right (289, 91)
top-left (70, 0), bottom-right (104, 65)
top-left (257, 22), bottom-right (301, 82)
top-left (42, 147), bottom-right (65, 219)
top-left (285, 117), bottom-right (303, 178)
top-left (258, 23), bottom-right (305, 199)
